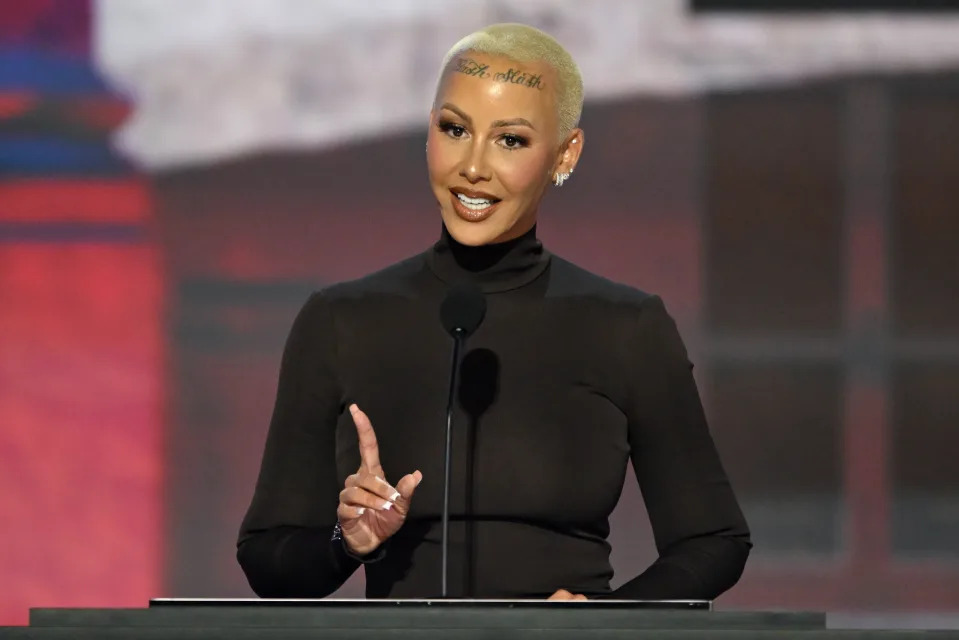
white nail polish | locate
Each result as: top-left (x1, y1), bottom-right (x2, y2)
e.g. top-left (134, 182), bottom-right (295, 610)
top-left (357, 507), bottom-right (366, 515)
top-left (389, 490), bottom-right (401, 502)
top-left (382, 501), bottom-right (394, 511)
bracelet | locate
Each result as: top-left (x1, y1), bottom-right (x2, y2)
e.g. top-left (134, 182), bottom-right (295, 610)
top-left (331, 520), bottom-right (345, 544)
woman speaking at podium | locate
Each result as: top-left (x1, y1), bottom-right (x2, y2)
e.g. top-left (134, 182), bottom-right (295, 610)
top-left (237, 23), bottom-right (751, 601)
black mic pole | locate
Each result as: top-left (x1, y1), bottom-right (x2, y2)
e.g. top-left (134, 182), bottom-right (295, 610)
top-left (441, 328), bottom-right (465, 598)
top-left (438, 283), bottom-right (486, 599)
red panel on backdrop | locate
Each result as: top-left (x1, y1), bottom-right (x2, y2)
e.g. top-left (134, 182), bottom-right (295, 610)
top-left (0, 240), bottom-right (163, 625)
top-left (0, 181), bottom-right (149, 222)
top-left (0, 94), bottom-right (38, 119)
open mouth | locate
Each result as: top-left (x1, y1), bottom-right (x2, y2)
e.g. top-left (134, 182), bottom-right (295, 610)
top-left (449, 189), bottom-right (501, 221)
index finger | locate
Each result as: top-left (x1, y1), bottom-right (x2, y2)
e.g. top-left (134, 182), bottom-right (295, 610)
top-left (349, 404), bottom-right (381, 473)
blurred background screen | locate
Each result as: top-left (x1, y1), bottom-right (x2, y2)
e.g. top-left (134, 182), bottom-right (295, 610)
top-left (692, 0), bottom-right (958, 11)
top-left (1, 0), bottom-right (958, 629)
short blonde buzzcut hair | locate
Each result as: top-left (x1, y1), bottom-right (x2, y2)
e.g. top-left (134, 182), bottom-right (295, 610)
top-left (436, 23), bottom-right (584, 140)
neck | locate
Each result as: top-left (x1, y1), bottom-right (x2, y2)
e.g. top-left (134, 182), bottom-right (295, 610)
top-left (426, 223), bottom-right (550, 293)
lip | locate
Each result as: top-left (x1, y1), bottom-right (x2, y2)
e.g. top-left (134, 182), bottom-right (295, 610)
top-left (450, 186), bottom-right (501, 201)
top-left (449, 190), bottom-right (500, 223)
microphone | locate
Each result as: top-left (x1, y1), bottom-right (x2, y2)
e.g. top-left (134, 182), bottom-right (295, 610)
top-left (440, 283), bottom-right (486, 339)
top-left (438, 283), bottom-right (486, 598)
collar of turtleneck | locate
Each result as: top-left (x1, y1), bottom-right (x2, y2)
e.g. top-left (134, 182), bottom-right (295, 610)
top-left (426, 224), bottom-right (551, 293)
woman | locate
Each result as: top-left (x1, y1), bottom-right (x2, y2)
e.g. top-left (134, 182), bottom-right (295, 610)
top-left (237, 23), bottom-right (750, 601)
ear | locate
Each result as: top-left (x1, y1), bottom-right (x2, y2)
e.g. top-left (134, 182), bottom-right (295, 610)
top-left (552, 128), bottom-right (585, 176)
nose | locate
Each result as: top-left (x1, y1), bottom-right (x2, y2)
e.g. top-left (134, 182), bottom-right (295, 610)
top-left (460, 138), bottom-right (492, 183)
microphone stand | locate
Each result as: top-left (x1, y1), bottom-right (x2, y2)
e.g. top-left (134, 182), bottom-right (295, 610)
top-left (441, 327), bottom-right (465, 598)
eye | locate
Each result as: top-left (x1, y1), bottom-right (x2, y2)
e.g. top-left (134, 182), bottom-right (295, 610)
top-left (439, 121), bottom-right (468, 139)
top-left (498, 133), bottom-right (528, 150)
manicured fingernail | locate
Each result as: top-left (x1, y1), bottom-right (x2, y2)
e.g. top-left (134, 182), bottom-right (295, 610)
top-left (389, 490), bottom-right (401, 502)
top-left (382, 500), bottom-right (394, 511)
top-left (356, 507), bottom-right (366, 515)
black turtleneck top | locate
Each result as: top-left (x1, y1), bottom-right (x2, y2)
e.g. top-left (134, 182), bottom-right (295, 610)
top-left (237, 225), bottom-right (751, 600)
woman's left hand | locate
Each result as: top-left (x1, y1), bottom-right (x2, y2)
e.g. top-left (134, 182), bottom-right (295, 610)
top-left (547, 589), bottom-right (588, 601)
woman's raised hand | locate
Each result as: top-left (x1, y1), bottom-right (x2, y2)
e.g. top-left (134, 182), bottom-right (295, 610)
top-left (337, 404), bottom-right (423, 556)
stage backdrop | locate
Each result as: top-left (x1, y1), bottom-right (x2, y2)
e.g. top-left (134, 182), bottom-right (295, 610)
top-left (1, 0), bottom-right (958, 627)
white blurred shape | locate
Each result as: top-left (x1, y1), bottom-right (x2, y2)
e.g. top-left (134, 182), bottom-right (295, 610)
top-left (94, 0), bottom-right (959, 170)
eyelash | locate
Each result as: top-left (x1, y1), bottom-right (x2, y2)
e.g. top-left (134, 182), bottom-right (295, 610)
top-left (437, 120), bottom-right (528, 151)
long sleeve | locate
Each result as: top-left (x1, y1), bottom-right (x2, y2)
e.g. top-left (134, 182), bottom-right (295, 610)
top-left (235, 241), bottom-right (748, 599)
top-left (610, 295), bottom-right (751, 600)
top-left (236, 291), bottom-right (360, 597)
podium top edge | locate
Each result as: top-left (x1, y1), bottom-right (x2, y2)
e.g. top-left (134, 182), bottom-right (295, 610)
top-left (148, 598), bottom-right (712, 610)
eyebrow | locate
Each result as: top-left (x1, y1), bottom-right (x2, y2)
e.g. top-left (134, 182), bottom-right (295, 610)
top-left (440, 103), bottom-right (536, 131)
top-left (492, 117), bottom-right (536, 130)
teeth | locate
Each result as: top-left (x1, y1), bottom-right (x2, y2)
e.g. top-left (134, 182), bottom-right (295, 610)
top-left (456, 193), bottom-right (495, 210)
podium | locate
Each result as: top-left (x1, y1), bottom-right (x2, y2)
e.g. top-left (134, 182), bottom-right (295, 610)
top-left (0, 598), bottom-right (875, 640)
top-left (4, 599), bottom-right (951, 638)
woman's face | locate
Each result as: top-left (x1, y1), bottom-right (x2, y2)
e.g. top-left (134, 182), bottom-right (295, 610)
top-left (427, 52), bottom-right (582, 246)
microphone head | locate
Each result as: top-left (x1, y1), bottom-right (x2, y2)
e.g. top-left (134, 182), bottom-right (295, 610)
top-left (440, 283), bottom-right (487, 338)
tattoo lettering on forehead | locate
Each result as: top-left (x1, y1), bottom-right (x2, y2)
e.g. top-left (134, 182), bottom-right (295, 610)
top-left (455, 57), bottom-right (490, 78)
top-left (452, 57), bottom-right (546, 91)
top-left (493, 67), bottom-right (545, 91)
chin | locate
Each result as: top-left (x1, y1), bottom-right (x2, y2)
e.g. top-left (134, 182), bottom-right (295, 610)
top-left (441, 213), bottom-right (512, 247)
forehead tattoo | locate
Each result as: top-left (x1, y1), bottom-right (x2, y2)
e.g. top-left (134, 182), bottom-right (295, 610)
top-left (453, 56), bottom-right (546, 91)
